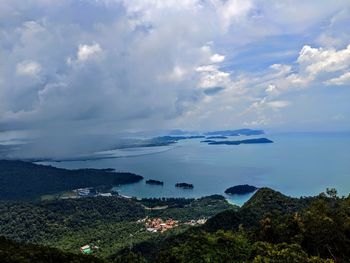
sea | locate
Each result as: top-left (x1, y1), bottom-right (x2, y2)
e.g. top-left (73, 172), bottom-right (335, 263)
top-left (41, 132), bottom-right (350, 206)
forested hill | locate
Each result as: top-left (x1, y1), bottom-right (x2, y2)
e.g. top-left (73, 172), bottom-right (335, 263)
top-left (115, 188), bottom-right (350, 262)
top-left (203, 187), bottom-right (314, 231)
top-left (0, 236), bottom-right (105, 263)
top-left (0, 160), bottom-right (143, 200)
top-left (1, 188), bottom-right (349, 262)
top-left (0, 194), bottom-right (233, 260)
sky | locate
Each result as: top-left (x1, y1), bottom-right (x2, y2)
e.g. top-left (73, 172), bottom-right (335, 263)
top-left (1, 0), bottom-right (350, 157)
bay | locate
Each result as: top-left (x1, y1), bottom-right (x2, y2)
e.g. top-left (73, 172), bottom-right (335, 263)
top-left (41, 132), bottom-right (350, 205)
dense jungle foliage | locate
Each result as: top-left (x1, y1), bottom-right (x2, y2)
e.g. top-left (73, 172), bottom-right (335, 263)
top-left (0, 160), bottom-right (143, 200)
top-left (111, 188), bottom-right (349, 263)
top-left (0, 194), bottom-right (232, 258)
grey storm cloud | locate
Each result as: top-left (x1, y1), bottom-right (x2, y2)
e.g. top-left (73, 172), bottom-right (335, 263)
top-left (1, 0), bottom-right (350, 158)
top-left (0, 0), bottom-right (233, 158)
top-left (1, 1), bottom-right (201, 128)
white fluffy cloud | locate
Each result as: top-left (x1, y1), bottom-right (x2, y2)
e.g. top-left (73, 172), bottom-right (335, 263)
top-left (77, 43), bottom-right (103, 62)
top-left (298, 45), bottom-right (350, 77)
top-left (66, 43), bottom-right (104, 66)
top-left (0, 0), bottom-right (350, 157)
top-left (326, 72), bottom-right (350, 86)
top-left (246, 44), bottom-right (350, 104)
top-left (210, 53), bottom-right (225, 63)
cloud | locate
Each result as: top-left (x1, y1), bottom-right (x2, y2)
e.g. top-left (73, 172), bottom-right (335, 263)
top-left (316, 8), bottom-right (350, 48)
top-left (210, 53), bottom-right (225, 63)
top-left (258, 44), bottom-right (350, 96)
top-left (16, 60), bottom-right (42, 77)
top-left (298, 45), bottom-right (350, 76)
top-left (203, 86), bottom-right (225, 96)
top-left (77, 43), bottom-right (103, 62)
top-left (267, 100), bottom-right (291, 109)
top-left (0, 0), bottom-right (350, 158)
top-left (325, 72), bottom-right (350, 86)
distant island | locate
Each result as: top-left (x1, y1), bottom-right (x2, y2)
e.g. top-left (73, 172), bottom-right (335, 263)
top-left (146, 179), bottom-right (164, 185)
top-left (206, 136), bottom-right (228, 139)
top-left (204, 129), bottom-right (264, 136)
top-left (200, 139), bottom-right (215, 143)
top-left (145, 129), bottom-right (265, 147)
top-left (225, 184), bottom-right (258, 195)
top-left (175, 183), bottom-right (194, 189)
top-left (207, 138), bottom-right (273, 145)
top-left (142, 135), bottom-right (205, 147)
top-left (101, 129), bottom-right (266, 151)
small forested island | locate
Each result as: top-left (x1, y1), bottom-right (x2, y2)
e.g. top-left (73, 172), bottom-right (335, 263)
top-left (207, 138), bottom-right (273, 145)
top-left (146, 179), bottom-right (164, 185)
top-left (225, 184), bottom-right (258, 195)
top-left (175, 183), bottom-right (194, 189)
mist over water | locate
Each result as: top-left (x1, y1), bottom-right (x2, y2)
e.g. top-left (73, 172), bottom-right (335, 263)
top-left (41, 132), bottom-right (350, 205)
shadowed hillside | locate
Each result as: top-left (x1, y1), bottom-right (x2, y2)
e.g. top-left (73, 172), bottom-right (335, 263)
top-left (0, 160), bottom-right (143, 200)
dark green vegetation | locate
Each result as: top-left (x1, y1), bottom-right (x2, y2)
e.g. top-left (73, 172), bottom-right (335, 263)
top-left (0, 194), bottom-right (233, 260)
top-left (0, 196), bottom-right (145, 245)
top-left (225, 184), bottom-right (258, 195)
top-left (0, 236), bottom-right (105, 263)
top-left (113, 188), bottom-right (349, 262)
top-left (207, 138), bottom-right (273, 145)
top-left (145, 195), bottom-right (234, 221)
top-left (145, 179), bottom-right (164, 185)
top-left (175, 183), bottom-right (194, 189)
top-left (2, 188), bottom-right (349, 262)
top-left (0, 160), bottom-right (143, 200)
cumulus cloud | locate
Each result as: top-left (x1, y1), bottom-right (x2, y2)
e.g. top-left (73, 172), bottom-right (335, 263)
top-left (77, 43), bottom-right (103, 62)
top-left (210, 53), bottom-right (225, 63)
top-left (298, 45), bottom-right (350, 76)
top-left (326, 72), bottom-right (350, 86)
top-left (256, 44), bottom-right (350, 97)
top-left (0, 0), bottom-right (349, 158)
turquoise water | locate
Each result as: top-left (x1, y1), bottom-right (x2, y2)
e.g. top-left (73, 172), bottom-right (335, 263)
top-left (42, 132), bottom-right (350, 205)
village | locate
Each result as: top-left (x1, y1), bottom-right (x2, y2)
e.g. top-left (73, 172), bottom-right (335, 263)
top-left (79, 217), bottom-right (207, 254)
top-left (139, 217), bottom-right (207, 233)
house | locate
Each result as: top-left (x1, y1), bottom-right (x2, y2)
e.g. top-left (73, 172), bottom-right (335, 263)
top-left (99, 193), bottom-right (112, 197)
top-left (74, 188), bottom-right (92, 197)
top-left (145, 218), bottom-right (179, 232)
top-left (80, 245), bottom-right (92, 254)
